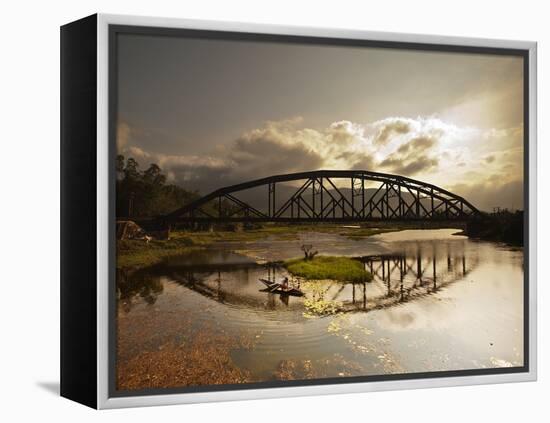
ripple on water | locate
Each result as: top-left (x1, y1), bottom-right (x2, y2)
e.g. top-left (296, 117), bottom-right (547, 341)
top-left (118, 229), bottom-right (525, 383)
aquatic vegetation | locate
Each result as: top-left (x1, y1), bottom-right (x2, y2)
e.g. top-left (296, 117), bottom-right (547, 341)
top-left (117, 338), bottom-right (250, 390)
top-left (327, 320), bottom-right (342, 333)
top-left (115, 225), bottom-right (524, 390)
top-left (273, 359), bottom-right (314, 380)
top-left (490, 357), bottom-right (515, 368)
top-left (303, 297), bottom-right (342, 317)
top-left (272, 355), bottom-right (365, 380)
top-left (299, 280), bottom-right (344, 317)
top-left (117, 322), bottom-right (252, 390)
top-left (285, 256), bottom-right (373, 283)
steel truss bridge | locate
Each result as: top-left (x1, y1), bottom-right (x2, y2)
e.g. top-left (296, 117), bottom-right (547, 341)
top-left (162, 170), bottom-right (481, 224)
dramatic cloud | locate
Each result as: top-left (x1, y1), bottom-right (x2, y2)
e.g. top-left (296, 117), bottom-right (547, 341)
top-left (380, 155), bottom-right (439, 176)
top-left (366, 117), bottom-right (465, 176)
top-left (373, 118), bottom-right (411, 145)
top-left (397, 136), bottom-right (437, 154)
top-left (117, 117), bottom-right (524, 211)
top-left (118, 117), bottom-right (372, 191)
top-left (379, 133), bottom-right (440, 175)
top-left (225, 118), bottom-right (325, 180)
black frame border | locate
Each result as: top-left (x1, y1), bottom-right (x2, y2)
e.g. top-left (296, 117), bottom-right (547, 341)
top-left (60, 14), bottom-right (98, 409)
top-left (107, 23), bottom-right (530, 399)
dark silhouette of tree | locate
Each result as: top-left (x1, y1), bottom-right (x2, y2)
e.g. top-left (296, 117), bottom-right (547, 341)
top-left (116, 155), bottom-right (200, 218)
top-left (116, 154), bottom-right (125, 176)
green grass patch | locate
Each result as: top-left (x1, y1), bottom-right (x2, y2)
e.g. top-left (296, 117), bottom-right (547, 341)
top-left (155, 225), bottom-right (344, 246)
top-left (284, 256), bottom-right (372, 283)
top-left (175, 224), bottom-right (406, 244)
top-left (116, 235), bottom-right (200, 269)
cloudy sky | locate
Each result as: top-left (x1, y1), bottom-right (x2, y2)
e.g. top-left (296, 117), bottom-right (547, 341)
top-left (116, 33), bottom-right (525, 211)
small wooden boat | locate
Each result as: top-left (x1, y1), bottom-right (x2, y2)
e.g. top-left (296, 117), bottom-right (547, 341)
top-left (259, 278), bottom-right (304, 297)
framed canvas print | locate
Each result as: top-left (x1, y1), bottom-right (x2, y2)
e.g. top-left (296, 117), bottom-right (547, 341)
top-left (60, 14), bottom-right (537, 409)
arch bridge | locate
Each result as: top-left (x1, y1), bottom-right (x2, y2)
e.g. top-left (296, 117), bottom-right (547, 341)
top-left (162, 170), bottom-right (481, 224)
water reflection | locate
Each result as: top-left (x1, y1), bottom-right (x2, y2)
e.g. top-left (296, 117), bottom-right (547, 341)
top-left (338, 249), bottom-right (477, 313)
top-left (117, 268), bottom-right (164, 312)
top-left (117, 229), bottom-right (524, 384)
top-left (117, 244), bottom-right (479, 316)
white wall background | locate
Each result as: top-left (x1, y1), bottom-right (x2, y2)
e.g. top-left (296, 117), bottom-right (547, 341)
top-left (1, 0), bottom-right (547, 421)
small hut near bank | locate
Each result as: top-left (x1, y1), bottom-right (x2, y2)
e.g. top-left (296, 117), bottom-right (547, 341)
top-left (116, 220), bottom-right (148, 240)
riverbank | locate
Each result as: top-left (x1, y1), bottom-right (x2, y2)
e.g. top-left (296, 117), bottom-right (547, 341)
top-left (116, 228), bottom-right (524, 389)
top-left (117, 224), bottom-right (404, 270)
top-left (464, 211), bottom-right (523, 246)
top-left (117, 234), bottom-right (201, 269)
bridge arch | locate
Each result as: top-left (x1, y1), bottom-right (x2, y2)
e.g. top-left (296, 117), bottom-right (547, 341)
top-left (162, 170), bottom-right (481, 223)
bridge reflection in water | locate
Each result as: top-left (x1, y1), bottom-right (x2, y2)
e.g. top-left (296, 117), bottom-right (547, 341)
top-left (339, 250), bottom-right (474, 313)
top-left (117, 246), bottom-right (479, 315)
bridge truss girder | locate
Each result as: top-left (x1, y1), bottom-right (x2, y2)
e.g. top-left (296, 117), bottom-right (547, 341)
top-left (162, 170), bottom-right (481, 224)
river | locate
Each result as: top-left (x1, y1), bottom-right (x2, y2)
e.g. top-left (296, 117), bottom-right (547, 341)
top-left (116, 228), bottom-right (524, 390)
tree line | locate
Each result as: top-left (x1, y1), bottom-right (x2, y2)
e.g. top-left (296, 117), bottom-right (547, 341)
top-left (116, 155), bottom-right (199, 218)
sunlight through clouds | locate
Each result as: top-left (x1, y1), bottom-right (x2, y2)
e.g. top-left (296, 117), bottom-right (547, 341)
top-left (117, 115), bottom-right (523, 211)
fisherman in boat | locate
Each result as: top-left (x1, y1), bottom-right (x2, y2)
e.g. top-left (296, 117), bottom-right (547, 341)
top-left (281, 277), bottom-right (289, 290)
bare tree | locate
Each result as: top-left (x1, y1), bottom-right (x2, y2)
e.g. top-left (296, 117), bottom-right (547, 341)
top-left (301, 244), bottom-right (318, 261)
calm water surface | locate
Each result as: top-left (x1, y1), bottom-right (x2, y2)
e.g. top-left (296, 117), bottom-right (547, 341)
top-left (117, 229), bottom-right (524, 382)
